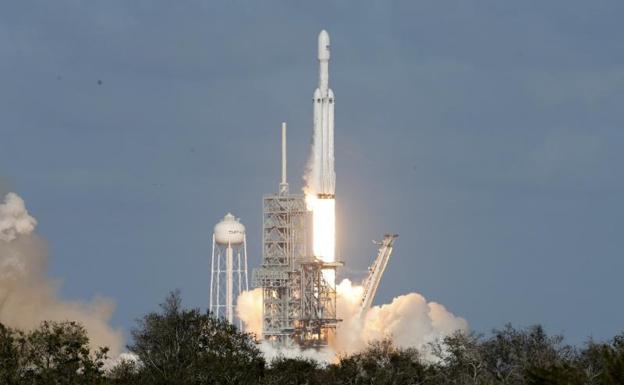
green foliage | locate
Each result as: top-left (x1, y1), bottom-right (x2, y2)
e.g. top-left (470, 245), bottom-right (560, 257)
top-left (24, 321), bottom-right (108, 385)
top-left (0, 320), bottom-right (108, 385)
top-left (0, 323), bottom-right (26, 385)
top-left (481, 324), bottom-right (574, 384)
top-left (327, 339), bottom-right (428, 385)
top-left (590, 333), bottom-right (624, 385)
top-left (262, 357), bottom-right (324, 385)
top-left (525, 363), bottom-right (585, 385)
top-left (106, 357), bottom-right (141, 385)
top-left (432, 330), bottom-right (491, 384)
top-left (3, 291), bottom-right (624, 385)
top-left (127, 290), bottom-right (265, 385)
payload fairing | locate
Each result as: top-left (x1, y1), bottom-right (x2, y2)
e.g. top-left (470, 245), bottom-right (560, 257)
top-left (311, 30), bottom-right (335, 199)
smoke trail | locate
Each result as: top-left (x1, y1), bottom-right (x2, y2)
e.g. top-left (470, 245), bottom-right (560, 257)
top-left (0, 192), bottom-right (123, 355)
top-left (237, 279), bottom-right (467, 361)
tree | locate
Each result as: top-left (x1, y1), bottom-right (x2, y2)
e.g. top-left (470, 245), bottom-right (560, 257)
top-left (106, 356), bottom-right (142, 385)
top-left (525, 363), bottom-right (585, 385)
top-left (22, 321), bottom-right (108, 385)
top-left (431, 331), bottom-right (492, 384)
top-left (128, 290), bottom-right (265, 385)
top-left (0, 323), bottom-right (26, 385)
top-left (262, 357), bottom-right (324, 385)
top-left (328, 339), bottom-right (428, 385)
top-left (579, 333), bottom-right (624, 385)
top-left (479, 324), bottom-right (575, 384)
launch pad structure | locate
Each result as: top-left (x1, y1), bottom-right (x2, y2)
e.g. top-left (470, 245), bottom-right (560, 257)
top-left (253, 123), bottom-right (341, 348)
top-left (205, 31), bottom-right (399, 351)
top-left (252, 31), bottom-right (342, 348)
top-left (251, 31), bottom-right (397, 349)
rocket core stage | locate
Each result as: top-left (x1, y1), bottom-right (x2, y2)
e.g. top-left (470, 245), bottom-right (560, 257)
top-left (305, 30), bottom-right (337, 282)
top-left (311, 30), bottom-right (335, 199)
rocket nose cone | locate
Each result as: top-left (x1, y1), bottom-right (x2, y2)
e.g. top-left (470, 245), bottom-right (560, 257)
top-left (319, 30), bottom-right (330, 43)
top-left (318, 30), bottom-right (330, 60)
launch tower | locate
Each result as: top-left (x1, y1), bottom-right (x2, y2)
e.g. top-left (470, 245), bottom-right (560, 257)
top-left (253, 123), bottom-right (340, 348)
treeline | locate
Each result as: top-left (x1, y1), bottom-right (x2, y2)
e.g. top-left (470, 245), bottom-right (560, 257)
top-left (1, 292), bottom-right (623, 385)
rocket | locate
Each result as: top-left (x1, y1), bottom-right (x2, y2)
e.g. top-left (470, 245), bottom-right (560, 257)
top-left (311, 30), bottom-right (335, 199)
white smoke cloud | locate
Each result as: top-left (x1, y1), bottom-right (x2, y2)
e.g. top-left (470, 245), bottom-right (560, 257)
top-left (237, 288), bottom-right (263, 338)
top-left (0, 192), bottom-right (123, 356)
top-left (237, 278), bottom-right (467, 362)
top-left (103, 352), bottom-right (141, 372)
top-left (336, 279), bottom-right (468, 356)
top-left (335, 279), bottom-right (468, 356)
top-left (0, 193), bottom-right (37, 242)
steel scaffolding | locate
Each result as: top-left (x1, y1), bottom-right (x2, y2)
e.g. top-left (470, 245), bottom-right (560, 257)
top-left (252, 193), bottom-right (340, 347)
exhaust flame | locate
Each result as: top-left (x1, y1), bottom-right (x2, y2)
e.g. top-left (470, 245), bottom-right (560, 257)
top-left (306, 195), bottom-right (335, 283)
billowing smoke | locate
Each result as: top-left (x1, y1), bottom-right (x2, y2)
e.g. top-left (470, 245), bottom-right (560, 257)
top-left (237, 288), bottom-right (263, 338)
top-left (237, 279), bottom-right (467, 361)
top-left (0, 192), bottom-right (123, 355)
top-left (334, 279), bottom-right (468, 356)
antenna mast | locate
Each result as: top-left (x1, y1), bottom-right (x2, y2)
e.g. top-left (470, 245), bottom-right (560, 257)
top-left (279, 122), bottom-right (289, 195)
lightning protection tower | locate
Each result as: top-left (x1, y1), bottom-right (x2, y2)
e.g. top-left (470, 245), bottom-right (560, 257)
top-left (210, 213), bottom-right (249, 329)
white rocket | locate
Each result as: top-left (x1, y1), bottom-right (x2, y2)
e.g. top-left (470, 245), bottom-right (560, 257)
top-left (311, 30), bottom-right (335, 199)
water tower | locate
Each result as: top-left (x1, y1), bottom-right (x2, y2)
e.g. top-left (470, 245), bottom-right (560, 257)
top-left (210, 213), bottom-right (249, 328)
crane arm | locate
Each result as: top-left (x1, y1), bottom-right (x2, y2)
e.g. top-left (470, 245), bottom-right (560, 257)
top-left (359, 234), bottom-right (398, 317)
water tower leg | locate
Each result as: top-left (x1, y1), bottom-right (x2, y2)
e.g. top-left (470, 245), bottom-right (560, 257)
top-left (216, 246), bottom-right (221, 318)
top-left (243, 236), bottom-right (249, 291)
top-left (226, 244), bottom-right (233, 323)
top-left (210, 235), bottom-right (215, 313)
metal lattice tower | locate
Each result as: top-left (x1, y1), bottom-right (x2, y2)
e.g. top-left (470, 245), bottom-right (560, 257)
top-left (210, 213), bottom-right (249, 329)
top-left (254, 192), bottom-right (307, 344)
top-left (253, 123), bottom-right (340, 347)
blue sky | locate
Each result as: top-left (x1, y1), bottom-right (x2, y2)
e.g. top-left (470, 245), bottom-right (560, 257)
top-left (1, 1), bottom-right (623, 345)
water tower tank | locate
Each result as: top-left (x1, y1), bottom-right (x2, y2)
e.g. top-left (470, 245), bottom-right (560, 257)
top-left (214, 213), bottom-right (245, 245)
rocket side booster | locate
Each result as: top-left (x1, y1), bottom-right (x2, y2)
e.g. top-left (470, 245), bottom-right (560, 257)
top-left (312, 30), bottom-right (335, 199)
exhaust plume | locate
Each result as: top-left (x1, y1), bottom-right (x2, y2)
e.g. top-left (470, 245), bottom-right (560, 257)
top-left (237, 279), bottom-right (467, 361)
top-left (334, 279), bottom-right (468, 355)
top-left (0, 192), bottom-right (123, 355)
top-left (237, 288), bottom-right (263, 338)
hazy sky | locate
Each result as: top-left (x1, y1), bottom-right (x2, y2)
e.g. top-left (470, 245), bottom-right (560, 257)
top-left (1, 1), bottom-right (623, 345)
